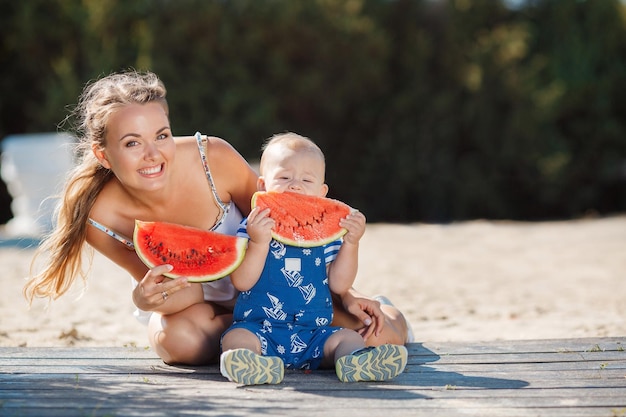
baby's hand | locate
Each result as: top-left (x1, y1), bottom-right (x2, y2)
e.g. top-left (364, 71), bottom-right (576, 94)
top-left (246, 206), bottom-right (275, 245)
top-left (339, 210), bottom-right (366, 245)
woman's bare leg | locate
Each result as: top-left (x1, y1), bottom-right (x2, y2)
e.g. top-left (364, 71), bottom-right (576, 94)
top-left (148, 302), bottom-right (232, 365)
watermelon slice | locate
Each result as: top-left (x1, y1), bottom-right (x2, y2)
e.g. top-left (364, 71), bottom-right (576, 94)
top-left (133, 220), bottom-right (247, 282)
top-left (251, 191), bottom-right (352, 247)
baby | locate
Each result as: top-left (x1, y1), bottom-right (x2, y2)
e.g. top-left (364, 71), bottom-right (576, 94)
top-left (220, 132), bottom-right (407, 385)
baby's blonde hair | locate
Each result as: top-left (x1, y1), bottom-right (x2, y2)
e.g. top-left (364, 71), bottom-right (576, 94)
top-left (25, 71), bottom-right (167, 302)
top-left (259, 132), bottom-right (325, 176)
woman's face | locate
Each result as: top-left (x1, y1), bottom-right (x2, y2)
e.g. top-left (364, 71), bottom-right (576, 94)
top-left (95, 101), bottom-right (175, 192)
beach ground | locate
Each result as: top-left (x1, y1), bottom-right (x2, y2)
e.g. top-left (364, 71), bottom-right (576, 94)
top-left (1, 215), bottom-right (624, 348)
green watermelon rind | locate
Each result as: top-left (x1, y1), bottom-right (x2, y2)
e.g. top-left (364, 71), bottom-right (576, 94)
top-left (133, 220), bottom-right (247, 282)
top-left (251, 191), bottom-right (350, 248)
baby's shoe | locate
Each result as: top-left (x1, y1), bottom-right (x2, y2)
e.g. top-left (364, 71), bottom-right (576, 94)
top-left (335, 344), bottom-right (408, 382)
top-left (220, 348), bottom-right (284, 385)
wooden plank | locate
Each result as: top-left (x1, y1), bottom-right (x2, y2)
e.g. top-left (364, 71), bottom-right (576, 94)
top-left (1, 367), bottom-right (624, 386)
top-left (1, 402), bottom-right (625, 416)
top-left (2, 387), bottom-right (626, 417)
top-left (0, 339), bottom-right (625, 417)
top-left (2, 407), bottom-right (624, 417)
top-left (0, 345), bottom-right (156, 359)
top-left (2, 356), bottom-right (624, 373)
top-left (2, 388), bottom-right (626, 408)
top-left (1, 337), bottom-right (622, 359)
top-left (420, 337), bottom-right (626, 355)
top-left (2, 344), bottom-right (623, 364)
top-left (417, 351), bottom-right (626, 365)
top-left (4, 382), bottom-right (626, 398)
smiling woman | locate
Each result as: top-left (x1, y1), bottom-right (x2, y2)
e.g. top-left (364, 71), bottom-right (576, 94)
top-left (23, 70), bottom-right (412, 366)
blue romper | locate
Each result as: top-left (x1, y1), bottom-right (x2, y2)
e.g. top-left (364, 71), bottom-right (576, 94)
top-left (227, 220), bottom-right (344, 370)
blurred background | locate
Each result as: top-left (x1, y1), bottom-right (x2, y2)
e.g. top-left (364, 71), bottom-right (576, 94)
top-left (1, 0), bottom-right (625, 228)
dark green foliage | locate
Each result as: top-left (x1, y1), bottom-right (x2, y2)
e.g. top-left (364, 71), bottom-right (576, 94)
top-left (1, 0), bottom-right (624, 222)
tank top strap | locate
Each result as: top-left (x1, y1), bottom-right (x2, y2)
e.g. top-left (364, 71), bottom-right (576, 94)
top-left (87, 218), bottom-right (135, 250)
top-left (195, 132), bottom-right (230, 230)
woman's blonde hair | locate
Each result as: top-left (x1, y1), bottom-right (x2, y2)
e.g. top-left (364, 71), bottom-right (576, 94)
top-left (24, 70), bottom-right (167, 302)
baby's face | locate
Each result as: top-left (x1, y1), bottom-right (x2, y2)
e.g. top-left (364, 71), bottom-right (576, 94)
top-left (260, 148), bottom-right (328, 197)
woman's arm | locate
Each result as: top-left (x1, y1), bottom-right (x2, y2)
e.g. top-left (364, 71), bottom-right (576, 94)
top-left (334, 288), bottom-right (385, 340)
top-left (86, 221), bottom-right (198, 314)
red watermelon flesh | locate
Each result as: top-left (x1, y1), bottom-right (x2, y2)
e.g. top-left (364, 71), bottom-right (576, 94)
top-left (133, 220), bottom-right (247, 282)
top-left (251, 191), bottom-right (352, 247)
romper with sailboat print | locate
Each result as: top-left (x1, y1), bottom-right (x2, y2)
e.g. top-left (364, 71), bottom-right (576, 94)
top-left (231, 224), bottom-right (344, 369)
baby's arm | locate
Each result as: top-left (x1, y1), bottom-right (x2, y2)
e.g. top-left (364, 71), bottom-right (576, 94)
top-left (230, 207), bottom-right (275, 291)
top-left (327, 210), bottom-right (367, 295)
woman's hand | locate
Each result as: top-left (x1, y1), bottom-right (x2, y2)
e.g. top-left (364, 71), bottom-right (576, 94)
top-left (132, 264), bottom-right (190, 311)
top-left (340, 289), bottom-right (385, 341)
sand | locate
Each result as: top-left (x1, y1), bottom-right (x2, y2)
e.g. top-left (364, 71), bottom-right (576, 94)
top-left (1, 215), bottom-right (624, 348)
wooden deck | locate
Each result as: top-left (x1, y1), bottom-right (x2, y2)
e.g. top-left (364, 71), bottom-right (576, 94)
top-left (1, 337), bottom-right (625, 416)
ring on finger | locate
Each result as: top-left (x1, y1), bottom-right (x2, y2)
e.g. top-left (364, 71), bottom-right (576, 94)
top-left (162, 291), bottom-right (168, 301)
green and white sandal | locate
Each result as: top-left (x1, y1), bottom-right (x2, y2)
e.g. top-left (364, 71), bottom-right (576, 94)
top-left (220, 349), bottom-right (284, 385)
top-left (335, 344), bottom-right (408, 382)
